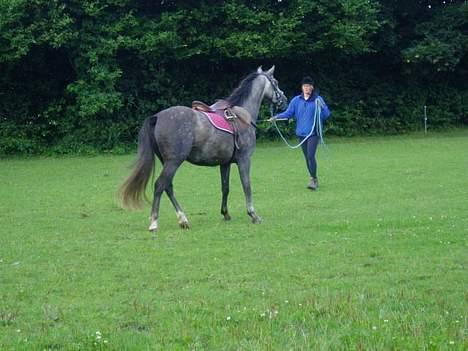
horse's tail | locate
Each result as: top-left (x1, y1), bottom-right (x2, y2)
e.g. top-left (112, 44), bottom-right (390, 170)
top-left (119, 115), bottom-right (158, 209)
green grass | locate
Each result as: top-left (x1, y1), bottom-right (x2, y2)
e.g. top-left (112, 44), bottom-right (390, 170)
top-left (1, 130), bottom-right (467, 350)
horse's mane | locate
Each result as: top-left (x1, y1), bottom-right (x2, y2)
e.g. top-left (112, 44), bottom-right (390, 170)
top-left (225, 72), bottom-right (261, 106)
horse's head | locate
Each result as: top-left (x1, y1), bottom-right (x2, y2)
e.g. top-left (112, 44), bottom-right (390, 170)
top-left (257, 66), bottom-right (288, 110)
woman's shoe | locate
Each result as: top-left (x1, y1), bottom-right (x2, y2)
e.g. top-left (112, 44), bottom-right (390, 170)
top-left (307, 177), bottom-right (319, 190)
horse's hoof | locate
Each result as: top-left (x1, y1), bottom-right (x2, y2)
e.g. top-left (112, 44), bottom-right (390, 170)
top-left (252, 216), bottom-right (262, 224)
top-left (179, 221), bottom-right (191, 229)
top-left (177, 212), bottom-right (190, 229)
top-left (223, 214), bottom-right (231, 221)
top-left (149, 220), bottom-right (158, 232)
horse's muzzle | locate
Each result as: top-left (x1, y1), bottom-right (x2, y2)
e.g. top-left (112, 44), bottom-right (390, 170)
top-left (277, 95), bottom-right (288, 110)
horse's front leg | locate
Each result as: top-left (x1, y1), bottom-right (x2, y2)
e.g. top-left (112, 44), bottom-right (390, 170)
top-left (220, 163), bottom-right (231, 220)
top-left (237, 157), bottom-right (262, 224)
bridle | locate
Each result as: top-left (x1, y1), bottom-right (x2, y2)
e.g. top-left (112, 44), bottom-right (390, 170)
top-left (261, 73), bottom-right (286, 110)
top-left (247, 73), bottom-right (285, 130)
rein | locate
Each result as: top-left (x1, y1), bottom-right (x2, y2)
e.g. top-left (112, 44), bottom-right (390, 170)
top-left (270, 98), bottom-right (325, 149)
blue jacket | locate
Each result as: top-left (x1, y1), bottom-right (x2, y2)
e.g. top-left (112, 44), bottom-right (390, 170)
top-left (275, 93), bottom-right (331, 137)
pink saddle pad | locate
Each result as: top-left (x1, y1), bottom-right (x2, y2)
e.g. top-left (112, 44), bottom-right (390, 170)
top-left (202, 112), bottom-right (233, 134)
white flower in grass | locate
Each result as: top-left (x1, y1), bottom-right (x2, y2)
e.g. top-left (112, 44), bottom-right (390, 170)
top-left (226, 316), bottom-right (231, 321)
top-left (95, 331), bottom-right (102, 340)
top-left (384, 319), bottom-right (389, 323)
top-left (449, 341), bottom-right (455, 345)
top-left (372, 326), bottom-right (377, 330)
top-left (268, 310), bottom-right (279, 319)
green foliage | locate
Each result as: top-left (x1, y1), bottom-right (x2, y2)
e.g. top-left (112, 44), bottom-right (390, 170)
top-left (300, 0), bottom-right (382, 54)
top-left (402, 4), bottom-right (468, 73)
top-left (0, 0), bottom-right (75, 62)
top-left (0, 0), bottom-right (466, 154)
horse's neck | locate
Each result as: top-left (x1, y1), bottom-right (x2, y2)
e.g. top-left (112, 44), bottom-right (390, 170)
top-left (240, 77), bottom-right (266, 123)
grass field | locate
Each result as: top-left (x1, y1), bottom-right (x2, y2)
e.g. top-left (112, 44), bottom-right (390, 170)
top-left (1, 130), bottom-right (467, 350)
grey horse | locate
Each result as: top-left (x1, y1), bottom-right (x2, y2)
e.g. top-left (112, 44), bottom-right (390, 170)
top-left (120, 66), bottom-right (287, 231)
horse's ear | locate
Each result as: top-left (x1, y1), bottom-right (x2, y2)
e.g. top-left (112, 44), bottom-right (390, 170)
top-left (265, 65), bottom-right (275, 75)
top-left (257, 66), bottom-right (263, 73)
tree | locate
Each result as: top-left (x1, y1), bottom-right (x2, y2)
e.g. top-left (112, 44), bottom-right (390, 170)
top-left (0, 0), bottom-right (466, 154)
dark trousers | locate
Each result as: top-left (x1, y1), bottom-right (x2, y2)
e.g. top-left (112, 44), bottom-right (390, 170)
top-left (299, 135), bottom-right (319, 178)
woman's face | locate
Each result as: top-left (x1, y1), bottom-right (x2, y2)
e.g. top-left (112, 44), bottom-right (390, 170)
top-left (302, 84), bottom-right (313, 96)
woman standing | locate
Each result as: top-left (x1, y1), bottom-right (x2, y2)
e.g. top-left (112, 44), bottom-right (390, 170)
top-left (270, 76), bottom-right (331, 190)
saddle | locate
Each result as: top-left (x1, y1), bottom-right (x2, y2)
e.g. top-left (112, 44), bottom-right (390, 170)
top-left (192, 100), bottom-right (252, 126)
top-left (192, 99), bottom-right (252, 152)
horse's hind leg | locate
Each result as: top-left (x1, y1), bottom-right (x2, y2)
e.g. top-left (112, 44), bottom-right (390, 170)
top-left (220, 163), bottom-right (231, 220)
top-left (149, 161), bottom-right (182, 232)
top-left (237, 157), bottom-right (262, 224)
top-left (165, 182), bottom-right (190, 229)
